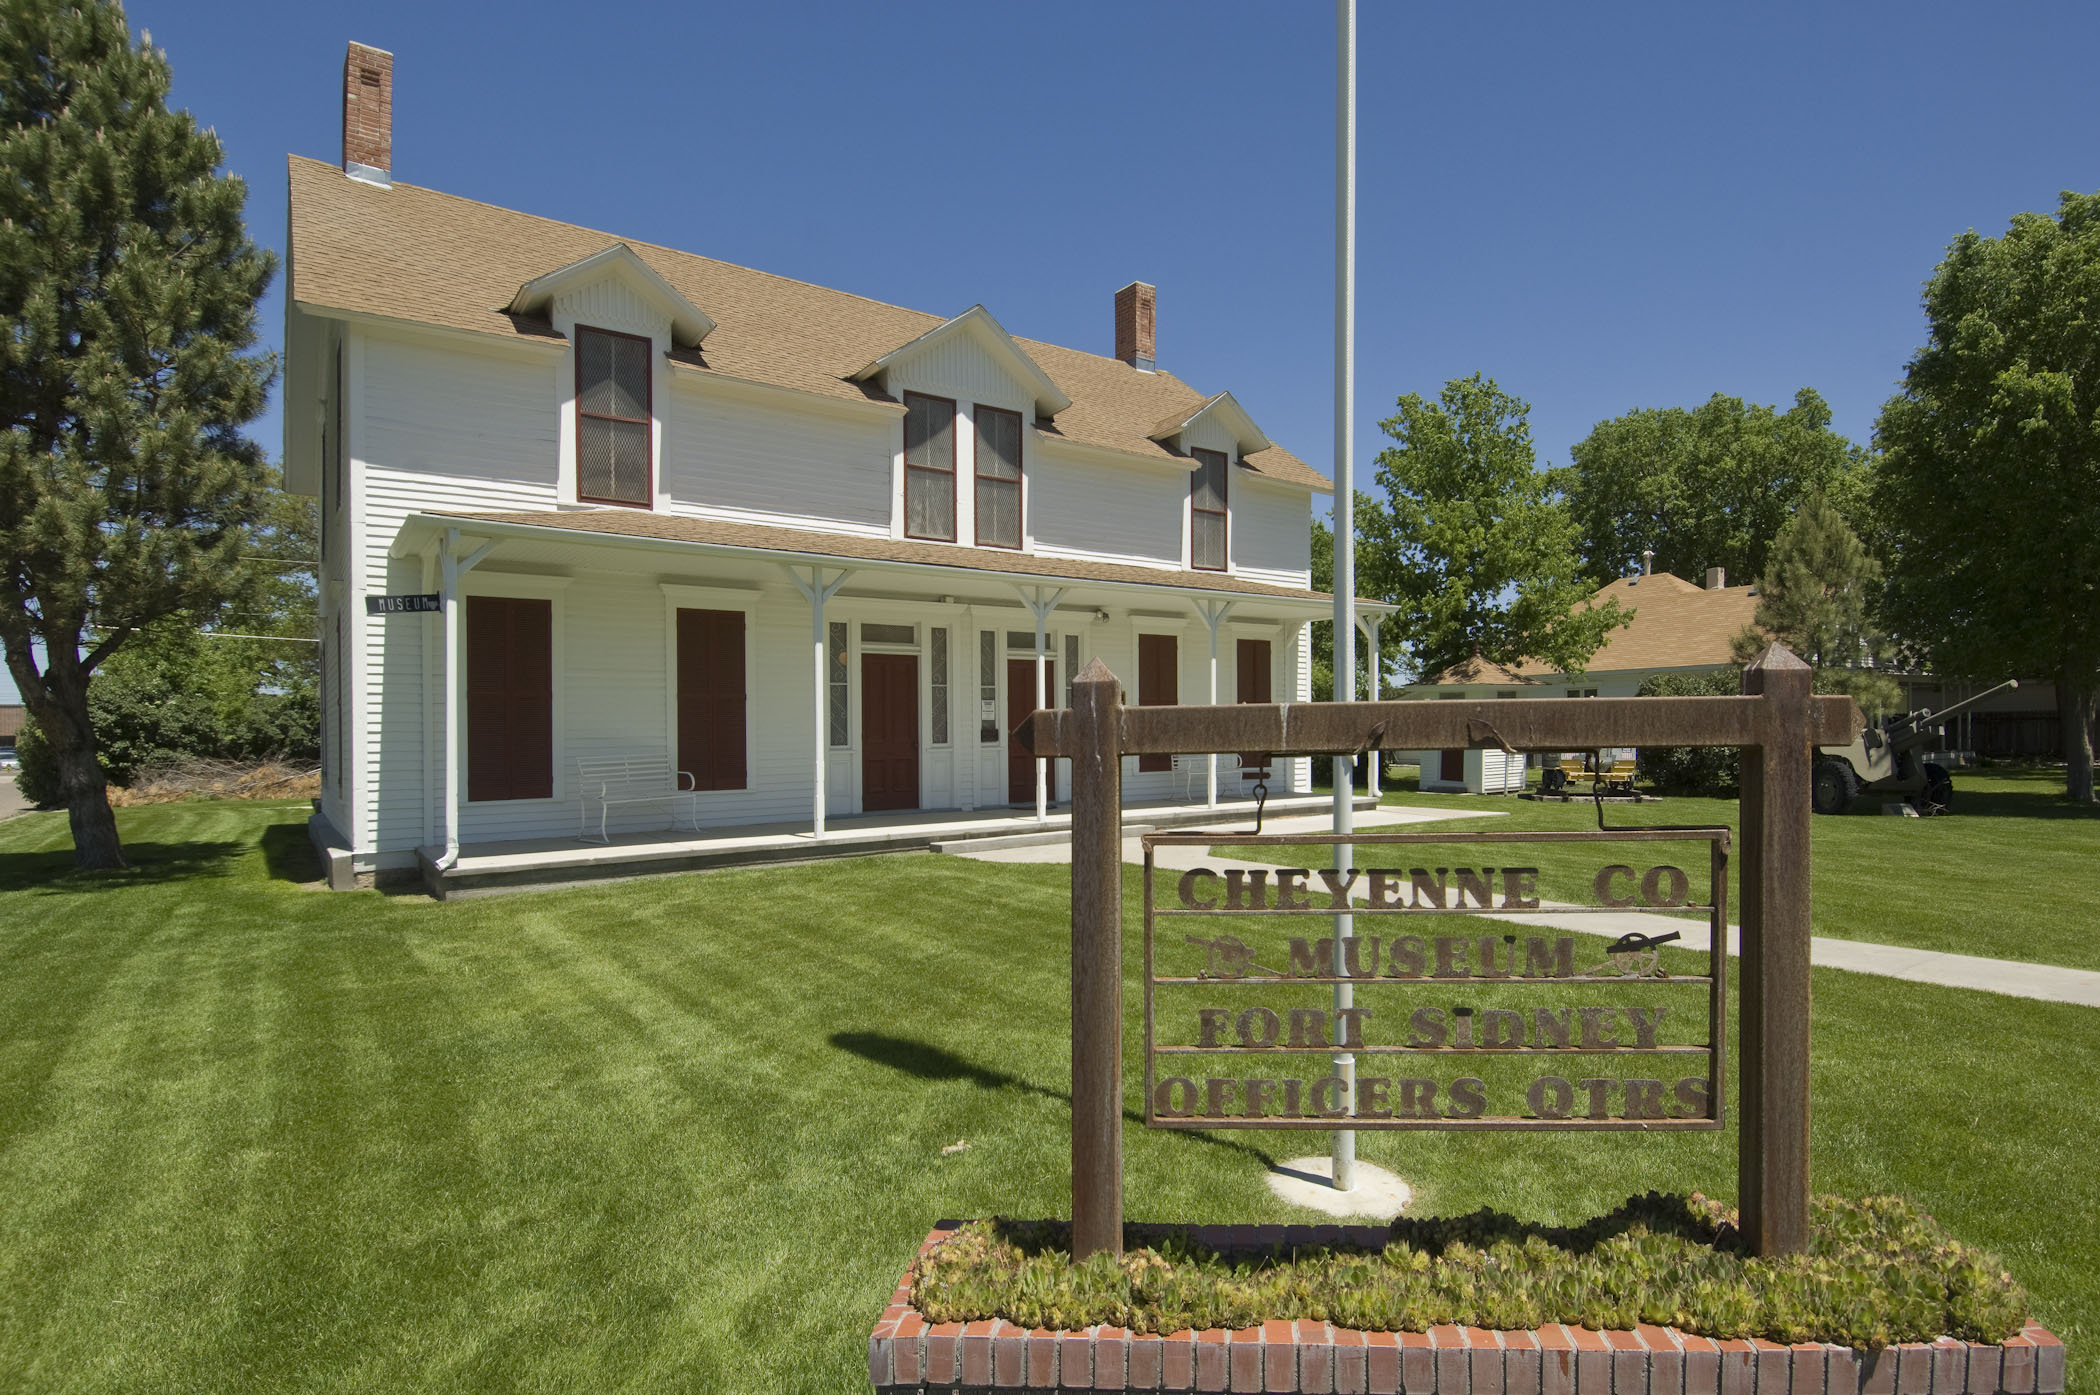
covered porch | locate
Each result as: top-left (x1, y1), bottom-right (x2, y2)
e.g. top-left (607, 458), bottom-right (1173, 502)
top-left (416, 789), bottom-right (1377, 898)
top-left (343, 509), bottom-right (1391, 891)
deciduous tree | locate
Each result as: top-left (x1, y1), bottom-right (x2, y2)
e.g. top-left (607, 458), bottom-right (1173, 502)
top-left (1308, 514), bottom-right (1399, 700)
top-left (1358, 374), bottom-right (1625, 682)
top-left (1560, 389), bottom-right (1870, 588)
top-left (0, 1), bottom-right (276, 865)
top-left (1873, 190), bottom-right (2100, 802)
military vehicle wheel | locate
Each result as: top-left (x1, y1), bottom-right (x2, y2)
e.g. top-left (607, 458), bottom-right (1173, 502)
top-left (1812, 760), bottom-right (1857, 814)
top-left (1923, 763), bottom-right (1953, 814)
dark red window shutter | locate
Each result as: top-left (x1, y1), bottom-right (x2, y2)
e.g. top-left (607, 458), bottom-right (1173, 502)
top-left (677, 608), bottom-right (747, 790)
top-left (1237, 637), bottom-right (1272, 772)
top-left (467, 596), bottom-right (554, 802)
top-left (1137, 633), bottom-right (1177, 772)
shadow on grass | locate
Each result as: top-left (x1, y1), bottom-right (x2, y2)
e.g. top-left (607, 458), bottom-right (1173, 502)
top-left (829, 1031), bottom-right (1278, 1169)
top-left (989, 1189), bottom-right (1735, 1259)
top-left (0, 840), bottom-right (248, 894)
top-left (1956, 766), bottom-right (2099, 820)
top-left (260, 822), bottom-right (324, 883)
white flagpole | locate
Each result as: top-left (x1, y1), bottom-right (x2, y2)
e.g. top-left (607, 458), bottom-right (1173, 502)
top-left (1330, 0), bottom-right (1359, 1193)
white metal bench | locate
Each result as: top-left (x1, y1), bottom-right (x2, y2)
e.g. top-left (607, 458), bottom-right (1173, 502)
top-left (575, 752), bottom-right (703, 843)
top-left (1171, 752), bottom-right (1244, 800)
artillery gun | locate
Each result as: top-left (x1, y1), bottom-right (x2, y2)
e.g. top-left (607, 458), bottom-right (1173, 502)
top-left (1812, 679), bottom-right (2017, 815)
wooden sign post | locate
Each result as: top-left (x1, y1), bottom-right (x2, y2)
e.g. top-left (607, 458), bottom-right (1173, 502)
top-left (1026, 647), bottom-right (1850, 1261)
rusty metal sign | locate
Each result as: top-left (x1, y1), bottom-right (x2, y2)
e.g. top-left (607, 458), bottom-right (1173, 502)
top-left (1141, 827), bottom-right (1729, 1132)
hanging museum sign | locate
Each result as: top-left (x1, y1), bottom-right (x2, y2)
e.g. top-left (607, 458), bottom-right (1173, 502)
top-left (1141, 829), bottom-right (1727, 1132)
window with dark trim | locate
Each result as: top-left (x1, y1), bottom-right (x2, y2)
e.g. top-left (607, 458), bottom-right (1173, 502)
top-left (979, 630), bottom-right (998, 742)
top-left (903, 391), bottom-right (956, 541)
top-left (575, 325), bottom-right (652, 507)
top-left (828, 621), bottom-right (850, 747)
top-left (930, 627), bottom-right (950, 744)
top-left (974, 404), bottom-right (1022, 549)
top-left (1190, 447), bottom-right (1228, 571)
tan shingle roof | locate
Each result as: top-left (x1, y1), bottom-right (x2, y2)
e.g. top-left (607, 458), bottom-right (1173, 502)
top-left (1419, 656), bottom-right (1537, 687)
top-left (287, 155), bottom-right (1329, 492)
top-left (1512, 572), bottom-right (1762, 677)
top-left (1412, 574), bottom-right (1763, 687)
top-left (439, 509), bottom-right (1348, 605)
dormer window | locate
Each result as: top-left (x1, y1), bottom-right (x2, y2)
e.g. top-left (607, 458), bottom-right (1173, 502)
top-left (576, 325), bottom-right (652, 507)
top-left (903, 390), bottom-right (956, 541)
top-left (974, 404), bottom-right (1022, 549)
top-left (1191, 447), bottom-right (1228, 570)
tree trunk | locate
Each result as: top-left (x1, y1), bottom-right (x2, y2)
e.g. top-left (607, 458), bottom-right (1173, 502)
top-left (5, 638), bottom-right (129, 870)
top-left (2064, 682), bottom-right (2096, 805)
top-left (59, 738), bottom-right (127, 868)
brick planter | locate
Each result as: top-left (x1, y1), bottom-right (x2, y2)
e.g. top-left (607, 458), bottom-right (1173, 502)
top-left (871, 1222), bottom-right (2065, 1394)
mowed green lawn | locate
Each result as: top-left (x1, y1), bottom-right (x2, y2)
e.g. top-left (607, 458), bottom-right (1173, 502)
top-left (1261, 767), bottom-right (2100, 972)
top-left (0, 800), bottom-right (2092, 1393)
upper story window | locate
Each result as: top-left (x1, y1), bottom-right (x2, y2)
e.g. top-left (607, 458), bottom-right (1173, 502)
top-left (974, 405), bottom-right (1022, 549)
top-left (903, 391), bottom-right (956, 540)
top-left (576, 325), bottom-right (652, 507)
top-left (1190, 447), bottom-right (1229, 571)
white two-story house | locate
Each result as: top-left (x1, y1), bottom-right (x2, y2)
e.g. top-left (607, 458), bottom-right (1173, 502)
top-left (288, 44), bottom-right (1343, 892)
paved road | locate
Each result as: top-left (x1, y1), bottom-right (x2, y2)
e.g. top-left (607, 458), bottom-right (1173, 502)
top-left (954, 806), bottom-right (2100, 1009)
top-left (0, 772), bottom-right (29, 822)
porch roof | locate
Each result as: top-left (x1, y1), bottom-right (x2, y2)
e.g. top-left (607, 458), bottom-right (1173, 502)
top-left (408, 509), bottom-right (1388, 613)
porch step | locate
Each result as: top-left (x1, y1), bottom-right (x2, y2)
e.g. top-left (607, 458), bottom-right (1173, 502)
top-left (929, 825), bottom-right (1158, 855)
top-left (411, 794), bottom-right (1382, 899)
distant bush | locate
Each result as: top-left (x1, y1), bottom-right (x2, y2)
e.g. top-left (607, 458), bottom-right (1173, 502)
top-left (1636, 669), bottom-right (1742, 795)
top-left (14, 619), bottom-right (317, 807)
top-left (13, 720), bottom-right (62, 807)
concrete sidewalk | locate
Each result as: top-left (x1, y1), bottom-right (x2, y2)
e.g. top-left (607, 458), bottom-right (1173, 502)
top-left (0, 772), bottom-right (29, 822)
top-left (952, 807), bottom-right (2100, 1009)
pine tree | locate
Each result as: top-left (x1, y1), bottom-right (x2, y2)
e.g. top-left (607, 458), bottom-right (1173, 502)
top-left (0, 1), bottom-right (276, 867)
top-left (1730, 490), bottom-right (1900, 718)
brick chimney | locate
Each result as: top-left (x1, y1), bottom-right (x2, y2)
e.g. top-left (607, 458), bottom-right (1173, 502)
top-left (342, 42), bottom-right (394, 187)
top-left (1706, 566), bottom-right (1727, 590)
top-left (1114, 281), bottom-right (1156, 370)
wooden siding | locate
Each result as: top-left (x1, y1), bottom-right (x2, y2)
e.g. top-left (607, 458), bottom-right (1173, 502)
top-left (1232, 475), bottom-right (1313, 585)
top-left (1029, 448), bottom-right (1186, 567)
top-left (663, 377), bottom-right (893, 533)
top-left (326, 303), bottom-right (1318, 860)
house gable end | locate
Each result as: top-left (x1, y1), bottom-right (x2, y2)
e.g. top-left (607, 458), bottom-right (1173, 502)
top-left (1148, 390), bottom-right (1272, 458)
top-left (507, 243), bottom-right (715, 348)
top-left (851, 305), bottom-right (1071, 419)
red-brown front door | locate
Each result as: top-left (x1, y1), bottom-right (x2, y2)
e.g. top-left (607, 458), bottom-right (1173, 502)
top-left (1441, 748), bottom-right (1465, 783)
top-left (861, 653), bottom-right (919, 811)
top-left (1007, 657), bottom-right (1055, 804)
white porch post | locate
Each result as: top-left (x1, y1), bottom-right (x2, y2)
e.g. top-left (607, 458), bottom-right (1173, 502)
top-left (1356, 613), bottom-right (1382, 800)
top-left (787, 565), bottom-right (852, 838)
top-left (1193, 598), bottom-right (1237, 807)
top-left (434, 527), bottom-right (497, 871)
top-left (1016, 584), bottom-right (1067, 824)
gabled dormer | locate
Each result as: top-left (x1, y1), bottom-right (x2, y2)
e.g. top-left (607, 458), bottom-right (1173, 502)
top-left (850, 305), bottom-right (1070, 549)
top-left (507, 243), bottom-right (715, 510)
top-left (1150, 392), bottom-right (1272, 572)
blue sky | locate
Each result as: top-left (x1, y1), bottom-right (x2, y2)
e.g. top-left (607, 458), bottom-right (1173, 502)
top-left (6, 2), bottom-right (2096, 705)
